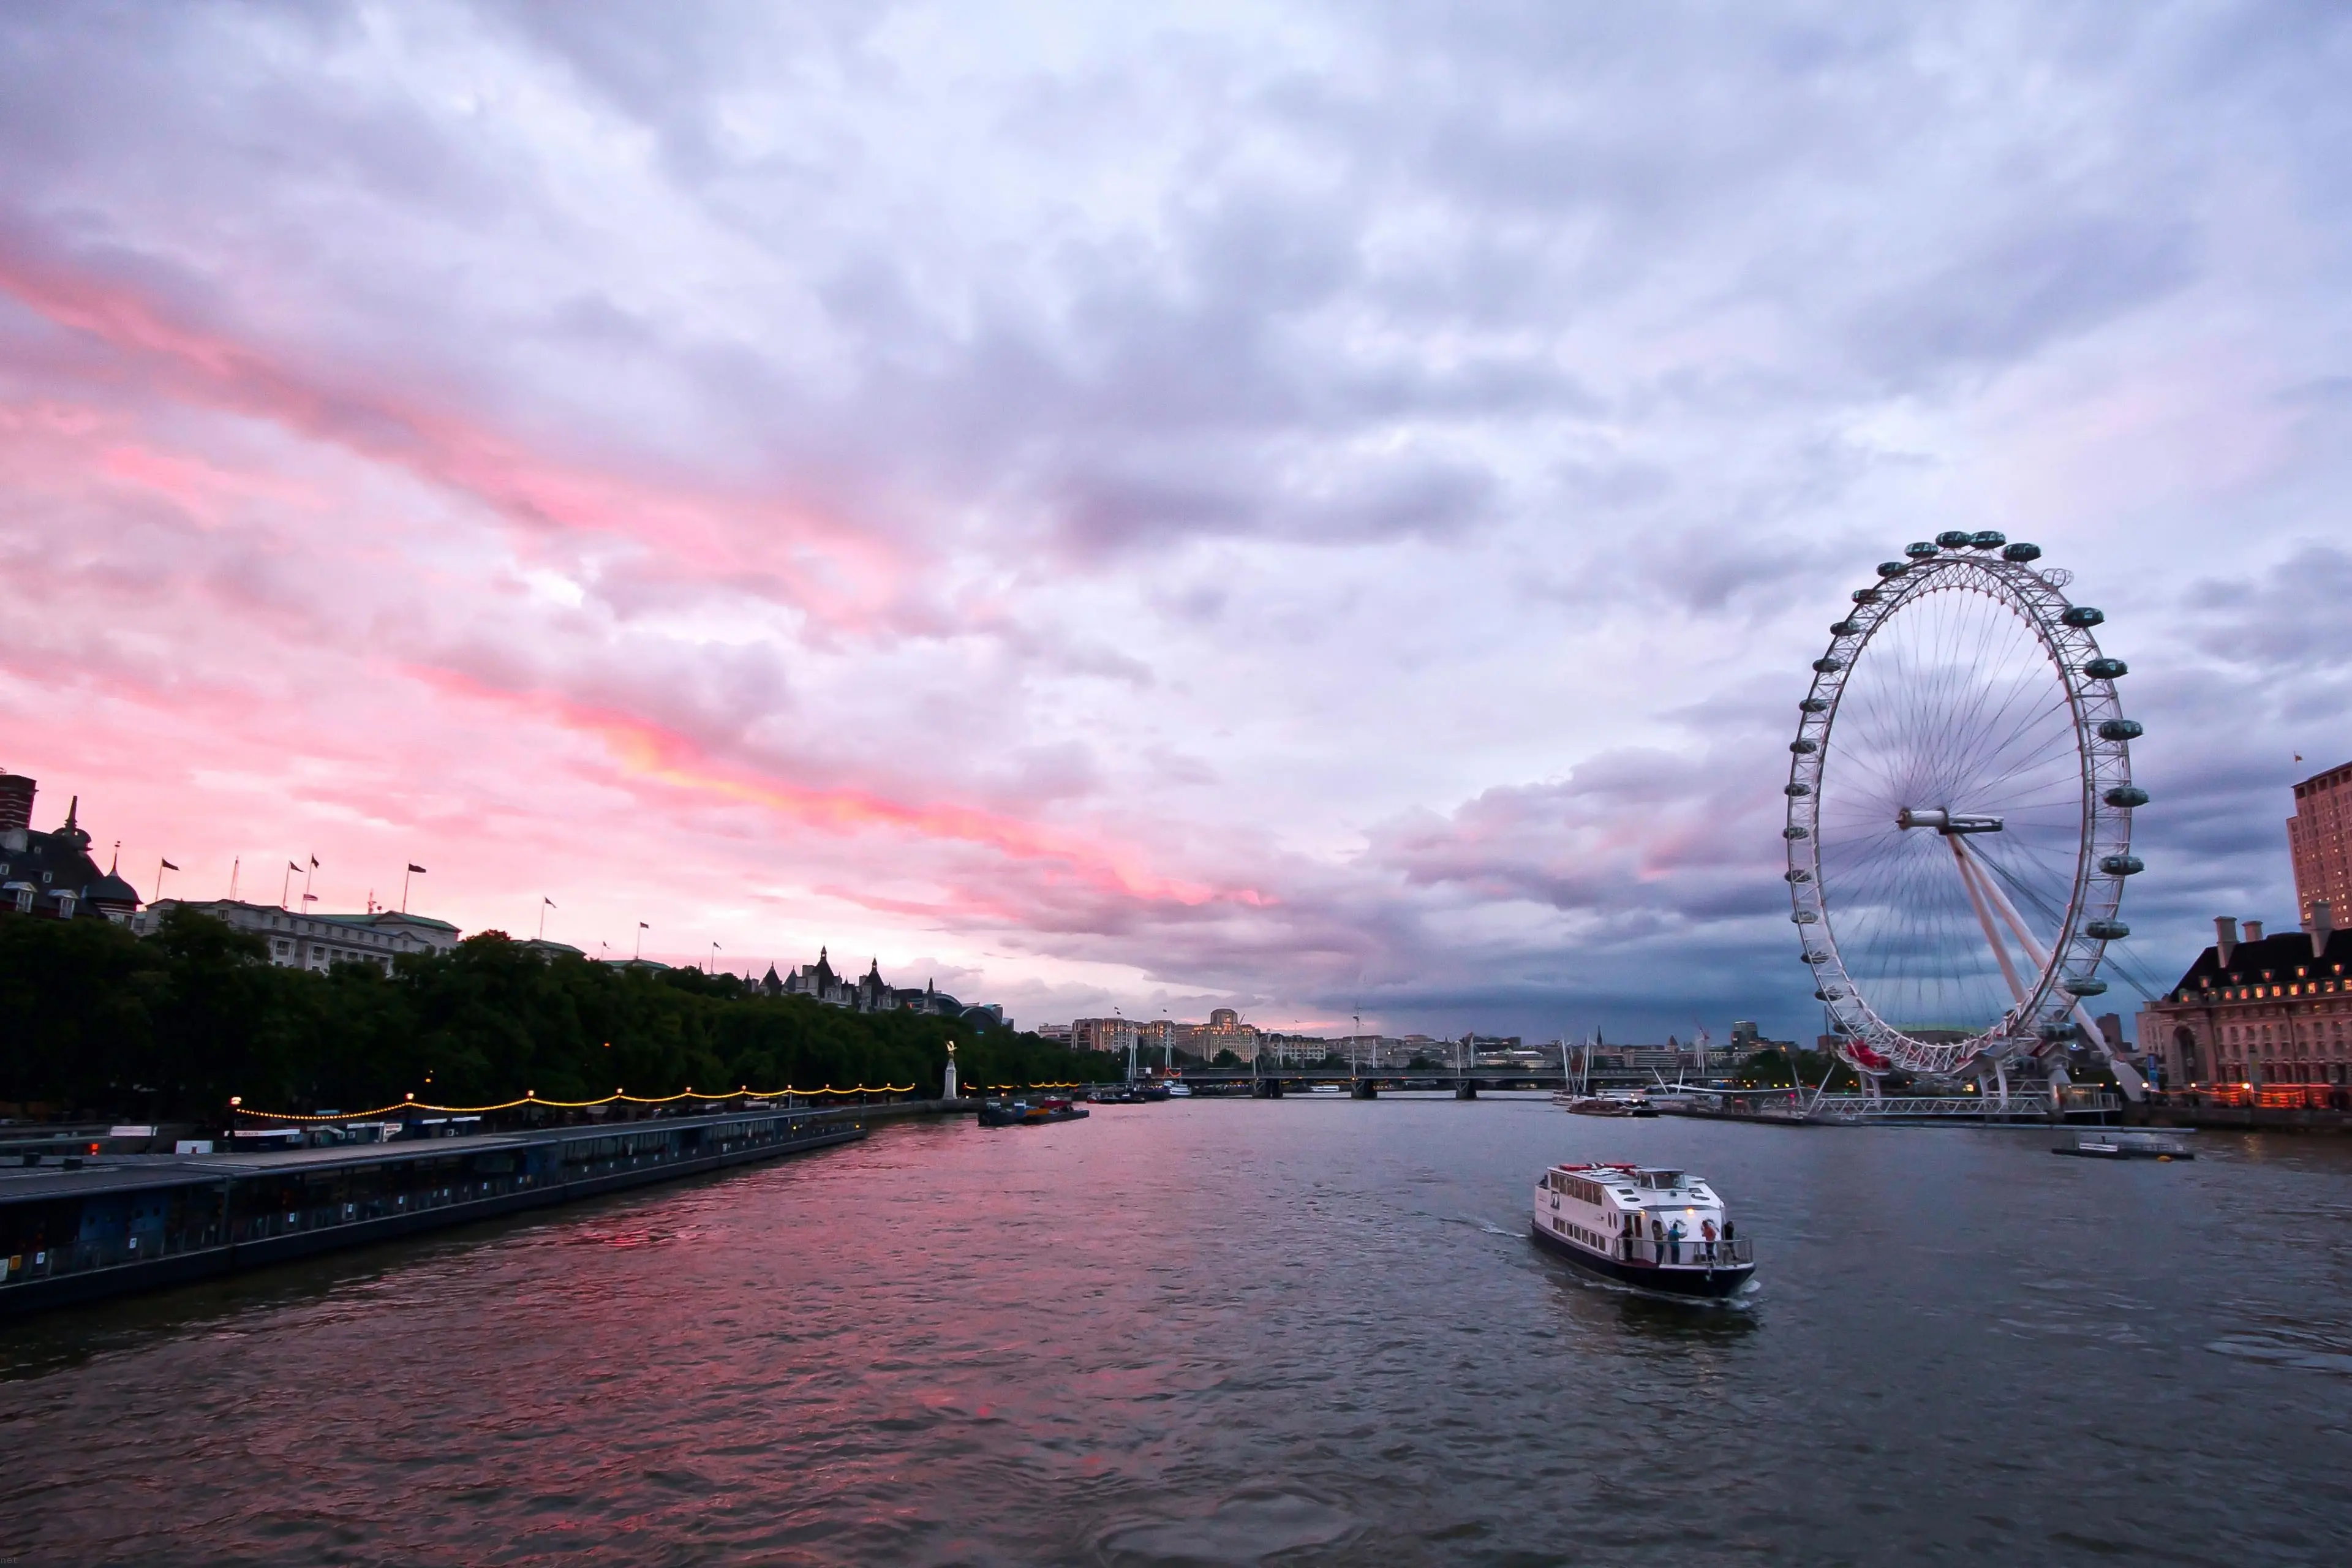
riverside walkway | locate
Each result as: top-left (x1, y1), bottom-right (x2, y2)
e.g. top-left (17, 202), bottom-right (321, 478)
top-left (0, 1103), bottom-right (914, 1319)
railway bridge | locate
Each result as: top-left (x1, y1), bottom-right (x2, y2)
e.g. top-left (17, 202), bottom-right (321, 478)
top-left (1177, 1066), bottom-right (1572, 1099)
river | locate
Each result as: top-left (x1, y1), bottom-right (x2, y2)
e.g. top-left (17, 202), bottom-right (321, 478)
top-left (2, 1097), bottom-right (2348, 1564)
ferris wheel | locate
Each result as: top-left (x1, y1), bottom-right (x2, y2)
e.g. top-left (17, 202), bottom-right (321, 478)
top-left (1784, 531), bottom-right (2146, 1098)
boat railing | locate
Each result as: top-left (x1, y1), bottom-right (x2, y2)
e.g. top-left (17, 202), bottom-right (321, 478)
top-left (1628, 1236), bottom-right (1754, 1267)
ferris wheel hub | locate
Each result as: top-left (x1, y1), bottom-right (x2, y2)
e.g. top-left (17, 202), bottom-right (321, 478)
top-left (1895, 807), bottom-right (2004, 834)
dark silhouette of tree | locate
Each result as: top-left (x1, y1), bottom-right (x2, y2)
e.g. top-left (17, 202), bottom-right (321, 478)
top-left (0, 911), bottom-right (1115, 1120)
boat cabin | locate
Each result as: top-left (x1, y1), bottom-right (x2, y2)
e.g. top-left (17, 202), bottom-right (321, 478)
top-left (1539, 1162), bottom-right (1736, 1263)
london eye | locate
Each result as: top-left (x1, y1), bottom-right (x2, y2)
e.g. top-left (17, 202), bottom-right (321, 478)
top-left (1784, 532), bottom-right (2146, 1098)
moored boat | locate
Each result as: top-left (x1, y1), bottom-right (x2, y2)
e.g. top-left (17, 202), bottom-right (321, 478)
top-left (2053, 1129), bottom-right (2193, 1160)
top-left (1531, 1161), bottom-right (1754, 1298)
top-left (1551, 1092), bottom-right (1656, 1118)
top-left (977, 1097), bottom-right (1092, 1128)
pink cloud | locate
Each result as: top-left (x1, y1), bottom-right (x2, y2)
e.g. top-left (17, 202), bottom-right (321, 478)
top-left (0, 238), bottom-right (907, 625)
top-left (404, 662), bottom-right (1264, 911)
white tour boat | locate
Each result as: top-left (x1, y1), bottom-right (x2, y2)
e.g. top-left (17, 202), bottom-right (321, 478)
top-left (1531, 1161), bottom-right (1755, 1298)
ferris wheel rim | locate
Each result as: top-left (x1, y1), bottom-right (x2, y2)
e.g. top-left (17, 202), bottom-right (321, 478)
top-left (1784, 541), bottom-right (2138, 1082)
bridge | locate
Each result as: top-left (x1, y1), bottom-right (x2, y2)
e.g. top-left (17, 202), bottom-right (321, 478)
top-left (1176, 1066), bottom-right (1570, 1099)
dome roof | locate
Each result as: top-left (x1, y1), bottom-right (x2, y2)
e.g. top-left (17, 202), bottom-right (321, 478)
top-left (88, 872), bottom-right (139, 906)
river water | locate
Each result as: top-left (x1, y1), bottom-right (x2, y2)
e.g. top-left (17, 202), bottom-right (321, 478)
top-left (2, 1098), bottom-right (2348, 1565)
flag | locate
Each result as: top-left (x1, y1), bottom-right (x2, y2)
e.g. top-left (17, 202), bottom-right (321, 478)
top-left (160, 859), bottom-right (179, 871)
top-left (309, 855), bottom-right (319, 869)
top-left (543, 896), bottom-right (556, 908)
top-left (639, 921), bottom-right (649, 929)
top-left (407, 863), bottom-right (427, 874)
top-left (287, 861), bottom-right (302, 873)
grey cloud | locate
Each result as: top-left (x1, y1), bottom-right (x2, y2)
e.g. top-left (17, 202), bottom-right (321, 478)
top-left (2181, 546), bottom-right (2352, 669)
top-left (1845, 214), bottom-right (2199, 391)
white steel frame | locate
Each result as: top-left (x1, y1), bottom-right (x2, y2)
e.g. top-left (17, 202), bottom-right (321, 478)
top-left (1784, 545), bottom-right (2142, 1096)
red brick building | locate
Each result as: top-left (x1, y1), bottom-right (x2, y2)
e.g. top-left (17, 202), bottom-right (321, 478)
top-left (2288, 758), bottom-right (2352, 929)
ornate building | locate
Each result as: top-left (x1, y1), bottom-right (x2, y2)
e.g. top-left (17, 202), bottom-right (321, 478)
top-left (2138, 918), bottom-right (2352, 1091)
top-left (0, 777), bottom-right (141, 923)
top-left (763, 947), bottom-right (981, 1020)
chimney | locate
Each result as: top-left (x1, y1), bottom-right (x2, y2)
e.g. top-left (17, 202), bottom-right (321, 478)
top-left (2310, 900), bottom-right (2335, 960)
top-left (2214, 916), bottom-right (2238, 966)
top-left (0, 772), bottom-right (32, 834)
top-left (2244, 919), bottom-right (2264, 943)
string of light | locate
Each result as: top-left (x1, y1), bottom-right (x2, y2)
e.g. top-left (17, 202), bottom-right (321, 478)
top-left (231, 1085), bottom-right (919, 1123)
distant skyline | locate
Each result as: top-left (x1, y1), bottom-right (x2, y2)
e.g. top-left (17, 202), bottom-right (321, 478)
top-left (2, 3), bottom-right (2348, 1041)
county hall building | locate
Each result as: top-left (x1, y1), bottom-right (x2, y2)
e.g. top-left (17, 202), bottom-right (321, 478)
top-left (2140, 758), bottom-right (2352, 1103)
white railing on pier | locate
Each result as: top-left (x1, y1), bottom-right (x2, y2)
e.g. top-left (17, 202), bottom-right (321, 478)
top-left (1804, 1091), bottom-right (2119, 1120)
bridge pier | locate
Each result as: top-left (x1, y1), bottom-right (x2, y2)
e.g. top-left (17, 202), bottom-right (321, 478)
top-left (1253, 1077), bottom-right (1286, 1098)
top-left (1455, 1079), bottom-right (1478, 1100)
top-left (1351, 1080), bottom-right (1378, 1099)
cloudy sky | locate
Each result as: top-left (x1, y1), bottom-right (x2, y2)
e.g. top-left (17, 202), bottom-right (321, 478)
top-left (2, 2), bottom-right (2346, 1042)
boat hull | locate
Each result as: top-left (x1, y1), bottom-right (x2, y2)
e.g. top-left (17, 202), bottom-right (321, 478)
top-left (1530, 1221), bottom-right (1754, 1298)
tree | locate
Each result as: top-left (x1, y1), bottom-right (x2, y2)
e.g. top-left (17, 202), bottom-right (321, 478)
top-left (0, 913), bottom-right (1117, 1119)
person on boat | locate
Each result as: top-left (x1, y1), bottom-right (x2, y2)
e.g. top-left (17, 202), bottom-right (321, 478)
top-left (1666, 1218), bottom-right (1686, 1264)
top-left (1649, 1216), bottom-right (1665, 1262)
top-left (1700, 1217), bottom-right (1718, 1262)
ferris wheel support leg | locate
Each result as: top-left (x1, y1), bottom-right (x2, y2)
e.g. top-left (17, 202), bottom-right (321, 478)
top-left (1953, 840), bottom-right (2147, 1102)
top-left (1950, 838), bottom-right (2029, 1006)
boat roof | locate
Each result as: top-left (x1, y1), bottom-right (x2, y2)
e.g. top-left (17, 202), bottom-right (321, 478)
top-left (1548, 1162), bottom-right (1713, 1193)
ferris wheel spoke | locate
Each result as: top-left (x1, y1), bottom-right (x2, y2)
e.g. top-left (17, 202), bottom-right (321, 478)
top-left (1937, 666), bottom-right (2068, 794)
top-left (1953, 696), bottom-right (2078, 795)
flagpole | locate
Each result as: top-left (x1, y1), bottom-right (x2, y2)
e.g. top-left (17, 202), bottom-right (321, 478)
top-left (281, 862), bottom-right (293, 909)
top-left (229, 856), bottom-right (239, 902)
top-left (402, 865), bottom-right (412, 911)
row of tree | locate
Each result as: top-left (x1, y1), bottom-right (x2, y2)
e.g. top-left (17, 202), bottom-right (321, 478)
top-left (0, 909), bottom-right (1120, 1121)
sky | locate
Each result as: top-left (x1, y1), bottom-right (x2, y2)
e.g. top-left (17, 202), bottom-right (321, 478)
top-left (1, 1), bottom-right (2348, 1044)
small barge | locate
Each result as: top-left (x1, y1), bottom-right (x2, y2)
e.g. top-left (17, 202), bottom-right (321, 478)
top-left (977, 1097), bottom-right (1090, 1128)
top-left (1531, 1161), bottom-right (1755, 1299)
top-left (2054, 1131), bottom-right (2194, 1161)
